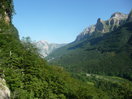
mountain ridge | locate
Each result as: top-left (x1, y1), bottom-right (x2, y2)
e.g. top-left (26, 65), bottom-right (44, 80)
top-left (76, 12), bottom-right (128, 41)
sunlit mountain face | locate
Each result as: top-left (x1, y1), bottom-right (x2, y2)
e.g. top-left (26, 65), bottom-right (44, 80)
top-left (34, 40), bottom-right (66, 57)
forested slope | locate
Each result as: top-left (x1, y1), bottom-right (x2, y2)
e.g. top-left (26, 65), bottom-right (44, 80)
top-left (47, 15), bottom-right (132, 80)
top-left (0, 0), bottom-right (114, 99)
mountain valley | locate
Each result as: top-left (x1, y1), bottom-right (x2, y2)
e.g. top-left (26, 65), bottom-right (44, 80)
top-left (0, 0), bottom-right (132, 99)
top-left (47, 10), bottom-right (132, 80)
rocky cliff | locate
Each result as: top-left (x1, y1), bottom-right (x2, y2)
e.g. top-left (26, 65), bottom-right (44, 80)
top-left (0, 78), bottom-right (10, 99)
top-left (76, 12), bottom-right (128, 41)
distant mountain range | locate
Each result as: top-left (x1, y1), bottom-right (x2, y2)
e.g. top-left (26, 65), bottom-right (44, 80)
top-left (47, 10), bottom-right (132, 79)
top-left (35, 40), bottom-right (66, 57)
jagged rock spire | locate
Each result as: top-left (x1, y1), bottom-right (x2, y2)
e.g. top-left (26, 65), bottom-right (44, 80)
top-left (95, 18), bottom-right (105, 32)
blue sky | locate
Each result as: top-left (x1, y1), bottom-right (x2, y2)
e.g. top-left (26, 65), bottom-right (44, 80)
top-left (13, 0), bottom-right (132, 43)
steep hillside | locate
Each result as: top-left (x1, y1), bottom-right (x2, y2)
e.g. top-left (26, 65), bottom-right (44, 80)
top-left (47, 11), bottom-right (132, 80)
top-left (0, 23), bottom-right (111, 99)
top-left (0, 3), bottom-right (103, 99)
top-left (1, 1), bottom-right (132, 98)
top-left (0, 1), bottom-right (124, 99)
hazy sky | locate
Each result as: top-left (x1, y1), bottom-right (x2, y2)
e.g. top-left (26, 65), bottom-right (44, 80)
top-left (13, 0), bottom-right (132, 43)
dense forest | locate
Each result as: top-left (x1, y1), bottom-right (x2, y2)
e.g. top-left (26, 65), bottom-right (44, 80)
top-left (0, 0), bottom-right (132, 99)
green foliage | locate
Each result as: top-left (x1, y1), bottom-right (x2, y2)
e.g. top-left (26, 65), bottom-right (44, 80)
top-left (0, 1), bottom-right (132, 98)
top-left (0, 23), bottom-right (109, 98)
top-left (73, 73), bottom-right (132, 99)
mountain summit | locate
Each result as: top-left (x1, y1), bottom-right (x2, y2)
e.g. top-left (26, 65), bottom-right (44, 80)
top-left (110, 12), bottom-right (128, 19)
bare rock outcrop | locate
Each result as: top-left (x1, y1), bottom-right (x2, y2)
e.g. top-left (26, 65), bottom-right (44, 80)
top-left (0, 78), bottom-right (10, 99)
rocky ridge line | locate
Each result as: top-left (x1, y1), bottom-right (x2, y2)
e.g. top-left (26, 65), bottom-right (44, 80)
top-left (76, 12), bottom-right (129, 41)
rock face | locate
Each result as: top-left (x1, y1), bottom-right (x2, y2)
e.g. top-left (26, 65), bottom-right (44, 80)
top-left (35, 40), bottom-right (66, 57)
top-left (0, 5), bottom-right (11, 24)
top-left (76, 25), bottom-right (95, 41)
top-left (0, 11), bottom-right (10, 24)
top-left (76, 12), bottom-right (128, 41)
top-left (4, 11), bottom-right (10, 24)
top-left (0, 78), bottom-right (10, 99)
top-left (95, 18), bottom-right (106, 32)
